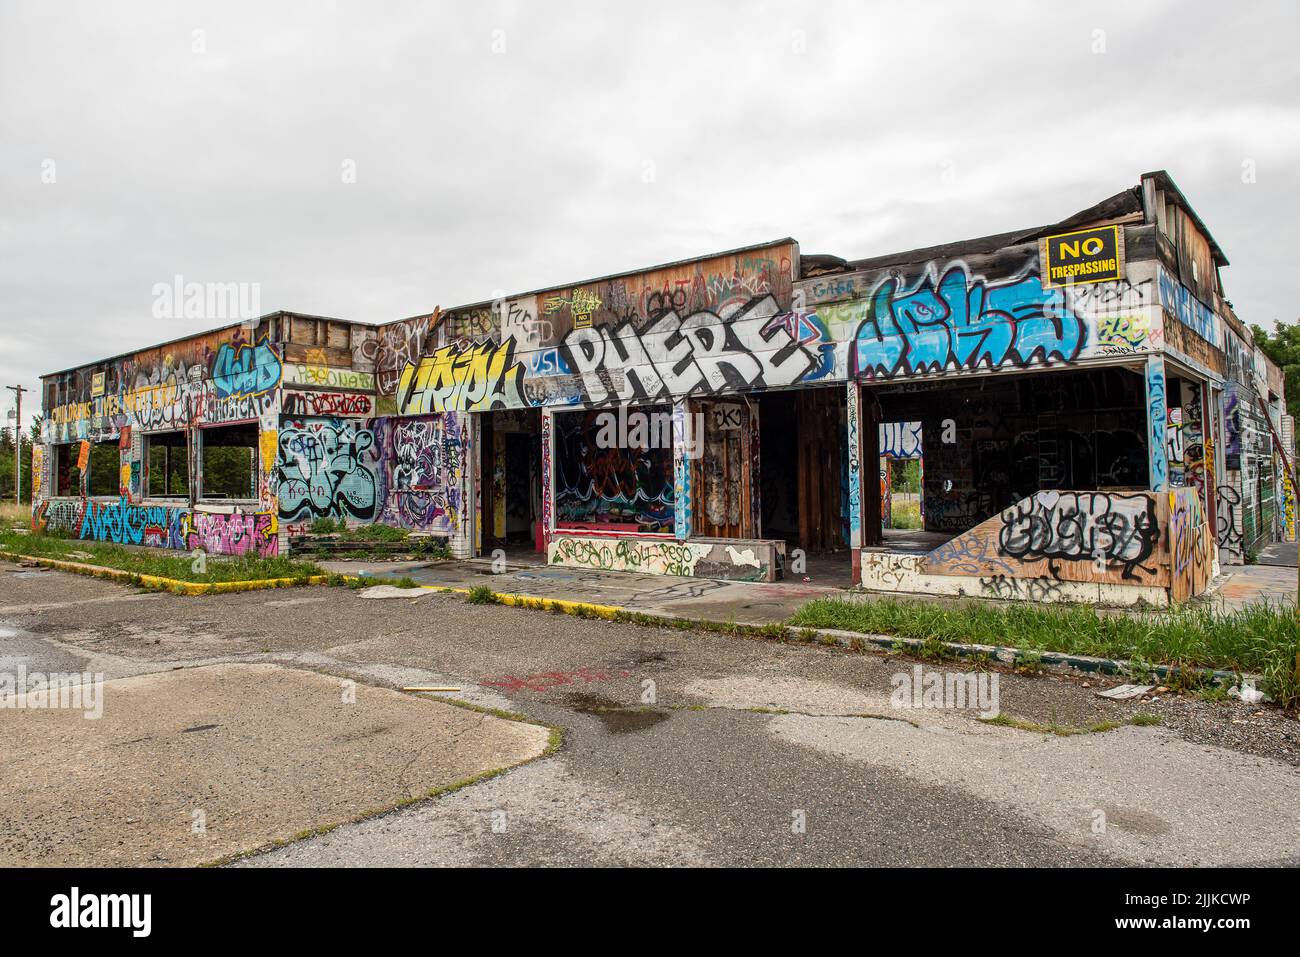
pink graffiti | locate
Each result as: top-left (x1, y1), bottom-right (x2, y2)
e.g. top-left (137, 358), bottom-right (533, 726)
top-left (183, 511), bottom-right (279, 557)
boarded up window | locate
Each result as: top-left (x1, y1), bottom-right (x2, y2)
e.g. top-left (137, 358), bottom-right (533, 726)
top-left (692, 399), bottom-right (754, 539)
top-left (325, 321), bottom-right (351, 351)
top-left (288, 317), bottom-right (318, 346)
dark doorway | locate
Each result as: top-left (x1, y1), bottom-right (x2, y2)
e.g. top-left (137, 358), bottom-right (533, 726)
top-left (757, 387), bottom-right (846, 553)
top-left (480, 408), bottom-right (542, 553)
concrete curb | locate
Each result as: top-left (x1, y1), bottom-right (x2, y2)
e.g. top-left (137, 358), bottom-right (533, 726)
top-left (804, 628), bottom-right (1242, 685)
top-left (7, 553), bottom-right (1248, 687)
top-left (0, 551), bottom-right (330, 595)
top-left (348, 579), bottom-right (627, 617)
top-left (376, 582), bottom-right (1246, 688)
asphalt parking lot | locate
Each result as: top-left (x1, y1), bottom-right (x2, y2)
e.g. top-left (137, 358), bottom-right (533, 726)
top-left (2, 560), bottom-right (1298, 867)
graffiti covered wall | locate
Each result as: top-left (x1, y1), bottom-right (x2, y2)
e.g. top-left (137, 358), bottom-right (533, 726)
top-left (394, 244), bottom-right (813, 414)
top-left (546, 534), bottom-right (783, 582)
top-left (1216, 366), bottom-right (1277, 562)
top-left (372, 414), bottom-right (469, 536)
top-left (858, 487), bottom-right (1211, 605)
top-left (35, 498), bottom-right (280, 558)
top-left (44, 332), bottom-right (282, 445)
top-left (37, 326), bottom-right (284, 556)
top-left (798, 257), bottom-right (1161, 388)
top-left (275, 417), bottom-right (381, 527)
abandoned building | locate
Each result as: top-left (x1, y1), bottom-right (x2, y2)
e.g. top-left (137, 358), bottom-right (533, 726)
top-left (34, 170), bottom-right (1295, 607)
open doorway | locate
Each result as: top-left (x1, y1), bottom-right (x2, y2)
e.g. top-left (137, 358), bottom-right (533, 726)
top-left (880, 420), bottom-right (924, 543)
top-left (756, 387), bottom-right (852, 584)
top-left (478, 408), bottom-right (543, 561)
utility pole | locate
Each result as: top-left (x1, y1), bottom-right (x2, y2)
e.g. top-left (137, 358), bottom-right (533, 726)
top-left (6, 385), bottom-right (26, 507)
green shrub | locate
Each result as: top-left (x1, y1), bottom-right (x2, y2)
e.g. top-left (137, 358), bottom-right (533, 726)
top-left (466, 585), bottom-right (498, 605)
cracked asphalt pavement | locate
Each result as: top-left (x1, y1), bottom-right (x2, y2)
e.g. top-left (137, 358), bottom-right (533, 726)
top-left (2, 559), bottom-right (1298, 867)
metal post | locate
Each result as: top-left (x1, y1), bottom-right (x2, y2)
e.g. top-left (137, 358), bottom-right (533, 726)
top-left (6, 385), bottom-right (26, 506)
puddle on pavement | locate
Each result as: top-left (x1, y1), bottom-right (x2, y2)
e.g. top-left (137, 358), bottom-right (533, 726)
top-left (565, 692), bottom-right (669, 734)
top-left (1100, 805), bottom-right (1172, 836)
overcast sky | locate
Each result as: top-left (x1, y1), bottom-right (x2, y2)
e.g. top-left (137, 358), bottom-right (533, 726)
top-left (2, 0), bottom-right (1298, 429)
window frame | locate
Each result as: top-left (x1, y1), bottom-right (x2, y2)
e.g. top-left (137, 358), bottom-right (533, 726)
top-left (86, 440), bottom-right (121, 498)
top-left (195, 422), bottom-right (260, 504)
top-left (143, 430), bottom-right (191, 501)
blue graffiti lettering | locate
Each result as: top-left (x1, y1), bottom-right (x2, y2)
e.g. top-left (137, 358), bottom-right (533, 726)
top-left (852, 264), bottom-right (1086, 379)
top-left (212, 338), bottom-right (282, 399)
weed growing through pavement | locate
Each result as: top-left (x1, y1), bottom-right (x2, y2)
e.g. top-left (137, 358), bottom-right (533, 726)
top-left (788, 596), bottom-right (1300, 708)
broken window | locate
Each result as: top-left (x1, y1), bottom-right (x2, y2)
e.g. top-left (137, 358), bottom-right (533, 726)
top-left (552, 405), bottom-right (674, 533)
top-left (88, 441), bottom-right (119, 497)
top-left (198, 423), bottom-right (258, 501)
top-left (146, 431), bottom-right (190, 498)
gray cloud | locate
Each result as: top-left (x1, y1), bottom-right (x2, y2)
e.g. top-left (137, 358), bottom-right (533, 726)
top-left (2, 0), bottom-right (1298, 429)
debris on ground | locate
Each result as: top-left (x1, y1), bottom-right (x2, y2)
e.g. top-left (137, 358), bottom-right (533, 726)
top-left (1096, 684), bottom-right (1154, 700)
top-left (1230, 682), bottom-right (1266, 705)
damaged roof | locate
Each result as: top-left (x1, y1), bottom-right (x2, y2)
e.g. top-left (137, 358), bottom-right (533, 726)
top-left (801, 185), bottom-right (1146, 279)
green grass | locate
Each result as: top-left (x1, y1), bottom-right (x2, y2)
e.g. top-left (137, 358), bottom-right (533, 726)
top-left (0, 502), bottom-right (29, 529)
top-left (889, 499), bottom-right (923, 530)
top-left (788, 596), bottom-right (1300, 708)
top-left (329, 523), bottom-right (411, 543)
top-left (466, 584), bottom-right (499, 605)
top-left (982, 712), bottom-right (1158, 736)
top-left (0, 529), bottom-right (324, 585)
top-left (300, 521), bottom-right (450, 557)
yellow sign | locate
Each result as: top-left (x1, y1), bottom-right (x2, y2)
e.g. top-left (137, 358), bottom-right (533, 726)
top-left (1041, 225), bottom-right (1124, 287)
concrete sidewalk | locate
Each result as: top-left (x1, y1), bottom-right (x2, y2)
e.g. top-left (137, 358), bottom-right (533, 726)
top-left (1207, 564), bottom-right (1298, 612)
top-left (0, 662), bottom-right (550, 866)
top-left (328, 557), bottom-right (845, 625)
top-left (325, 555), bottom-right (1299, 623)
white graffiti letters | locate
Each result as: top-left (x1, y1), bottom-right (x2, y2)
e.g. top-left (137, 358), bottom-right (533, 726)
top-left (560, 295), bottom-right (818, 406)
